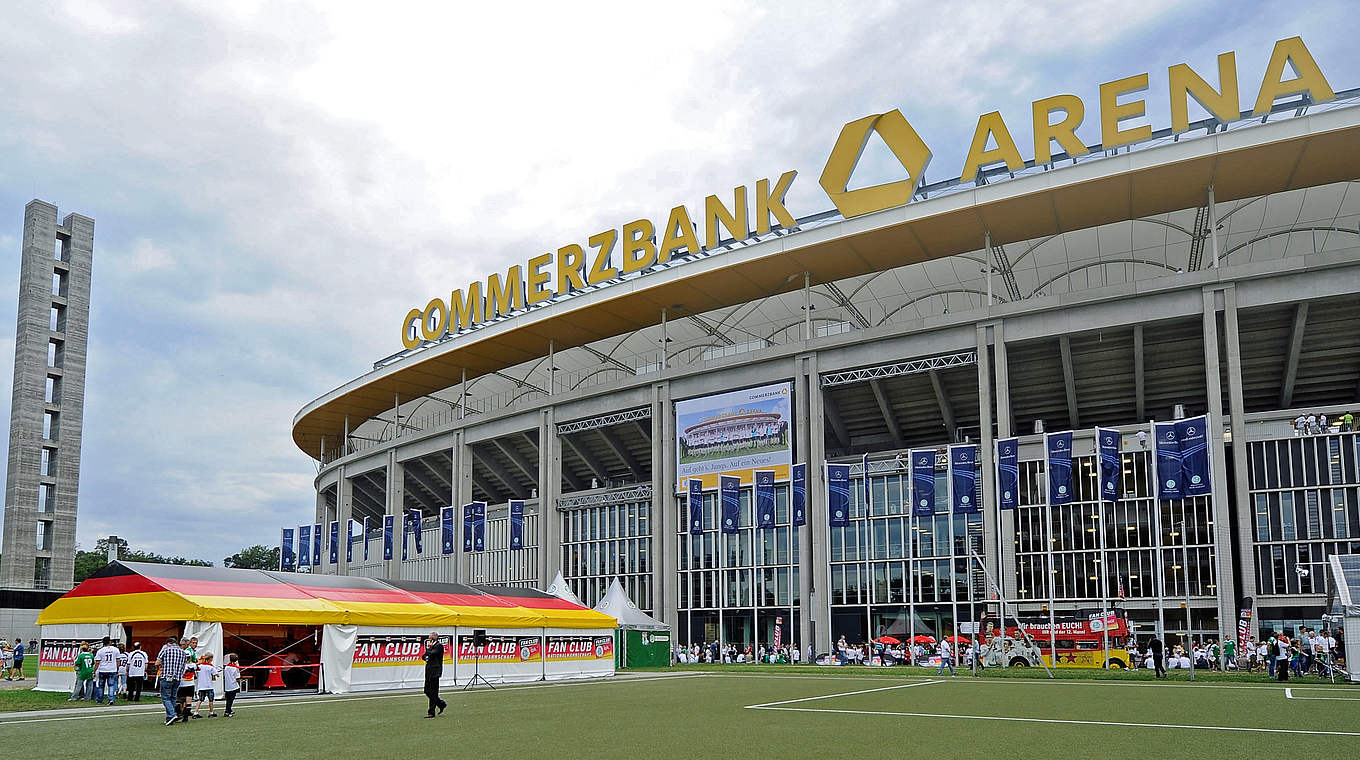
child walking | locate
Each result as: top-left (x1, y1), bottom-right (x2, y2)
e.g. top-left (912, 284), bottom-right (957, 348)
top-left (222, 654), bottom-right (241, 717)
top-left (193, 652), bottom-right (220, 718)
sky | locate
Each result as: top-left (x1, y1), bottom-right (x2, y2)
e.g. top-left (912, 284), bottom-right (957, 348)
top-left (0, 0), bottom-right (1355, 565)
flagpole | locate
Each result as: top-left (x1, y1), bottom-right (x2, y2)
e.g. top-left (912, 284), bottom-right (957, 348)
top-left (1044, 434), bottom-right (1057, 667)
top-left (905, 454), bottom-right (916, 666)
top-left (947, 449), bottom-right (959, 666)
top-left (994, 438), bottom-right (1005, 668)
top-left (1150, 420), bottom-right (1166, 641)
top-left (862, 454), bottom-right (873, 655)
top-left (1097, 431), bottom-right (1109, 670)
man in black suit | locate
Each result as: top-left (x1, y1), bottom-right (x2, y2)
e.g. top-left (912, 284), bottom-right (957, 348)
top-left (1148, 635), bottom-right (1165, 679)
top-left (422, 632), bottom-right (447, 718)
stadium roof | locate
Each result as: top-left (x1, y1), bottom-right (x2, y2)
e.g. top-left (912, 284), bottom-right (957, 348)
top-left (294, 102), bottom-right (1360, 459)
top-left (37, 561), bottom-right (616, 629)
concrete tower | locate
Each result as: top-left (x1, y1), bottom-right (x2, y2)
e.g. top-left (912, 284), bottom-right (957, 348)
top-left (0, 200), bottom-right (94, 590)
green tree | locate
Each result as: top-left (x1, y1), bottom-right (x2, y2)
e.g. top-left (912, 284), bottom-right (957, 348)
top-left (223, 544), bottom-right (281, 570)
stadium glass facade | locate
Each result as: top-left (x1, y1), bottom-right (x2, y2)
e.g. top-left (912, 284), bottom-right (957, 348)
top-left (296, 92), bottom-right (1360, 654)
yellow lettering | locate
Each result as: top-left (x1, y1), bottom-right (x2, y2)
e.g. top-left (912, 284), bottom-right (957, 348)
top-left (555, 244), bottom-right (586, 296)
top-left (659, 205), bottom-right (700, 262)
top-left (486, 266), bottom-right (524, 317)
top-left (526, 252), bottom-right (553, 305)
top-left (400, 308), bottom-right (422, 350)
top-left (1032, 94), bottom-right (1089, 164)
top-left (960, 111), bottom-right (1025, 181)
top-left (449, 283), bottom-right (483, 330)
top-left (1169, 52), bottom-right (1240, 133)
top-left (757, 171), bottom-right (798, 233)
top-left (1253, 36), bottom-right (1335, 115)
top-left (586, 229), bottom-right (618, 285)
top-left (419, 297), bottom-right (448, 341)
top-left (704, 187), bottom-right (748, 249)
top-left (1099, 73), bottom-right (1152, 150)
top-left (621, 219), bottom-right (657, 274)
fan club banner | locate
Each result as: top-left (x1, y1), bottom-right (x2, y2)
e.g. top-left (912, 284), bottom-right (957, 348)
top-left (298, 525), bottom-right (312, 567)
top-left (1097, 428), bottom-right (1121, 502)
top-left (383, 515), bottom-right (394, 561)
top-left (997, 438), bottom-right (1019, 511)
top-left (755, 469), bottom-right (776, 529)
top-left (720, 475), bottom-right (740, 535)
top-left (472, 502), bottom-right (487, 551)
top-left (457, 635), bottom-right (543, 664)
top-left (950, 445), bottom-right (978, 514)
top-left (352, 635), bottom-right (452, 668)
top-left (1046, 432), bottom-right (1074, 505)
top-left (313, 523), bottom-right (322, 566)
top-left (1154, 421), bottom-right (1183, 499)
top-left (791, 463), bottom-right (806, 527)
top-left (1236, 599), bottom-right (1254, 650)
top-left (363, 516), bottom-right (372, 561)
top-left (329, 521), bottom-right (340, 564)
top-left (545, 636), bottom-right (615, 662)
top-left (827, 463), bottom-right (850, 527)
top-left (911, 450), bottom-right (935, 517)
top-left (463, 504), bottom-right (474, 552)
top-left (1177, 416), bottom-right (1211, 496)
top-left (509, 500), bottom-right (525, 550)
top-left (441, 507), bottom-right (456, 554)
top-left (39, 640), bottom-right (80, 671)
top-left (688, 479), bottom-right (704, 535)
top-left (281, 528), bottom-right (296, 571)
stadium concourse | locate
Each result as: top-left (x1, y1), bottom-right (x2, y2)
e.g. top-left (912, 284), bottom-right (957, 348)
top-left (288, 37), bottom-right (1360, 679)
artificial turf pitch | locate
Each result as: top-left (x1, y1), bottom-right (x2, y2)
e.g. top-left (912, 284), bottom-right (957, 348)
top-left (3, 669), bottom-right (1356, 759)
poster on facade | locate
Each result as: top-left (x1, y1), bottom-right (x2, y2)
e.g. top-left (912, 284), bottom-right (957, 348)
top-left (675, 382), bottom-right (792, 491)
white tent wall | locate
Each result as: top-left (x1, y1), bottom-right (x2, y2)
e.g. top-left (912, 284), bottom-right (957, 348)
top-left (184, 621), bottom-right (225, 697)
top-left (35, 623), bottom-right (122, 693)
top-left (320, 625), bottom-right (617, 694)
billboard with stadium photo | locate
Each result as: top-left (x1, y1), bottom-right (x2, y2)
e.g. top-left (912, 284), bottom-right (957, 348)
top-left (675, 382), bottom-right (792, 491)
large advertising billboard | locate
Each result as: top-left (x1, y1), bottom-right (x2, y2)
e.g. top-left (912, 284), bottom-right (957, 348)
top-left (676, 382), bottom-right (792, 491)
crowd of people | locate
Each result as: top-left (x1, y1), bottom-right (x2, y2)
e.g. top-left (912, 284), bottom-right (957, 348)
top-left (0, 635), bottom-right (32, 680)
top-left (64, 635), bottom-right (243, 725)
top-left (1293, 411), bottom-right (1354, 435)
top-left (674, 641), bottom-right (803, 664)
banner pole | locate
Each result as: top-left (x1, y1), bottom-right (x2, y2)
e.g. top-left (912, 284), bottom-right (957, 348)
top-left (1097, 429), bottom-right (1109, 669)
top-left (1151, 420), bottom-right (1166, 641)
top-left (1183, 519), bottom-right (1194, 682)
top-left (1043, 434), bottom-right (1057, 668)
top-left (994, 438), bottom-right (1005, 667)
top-left (863, 455), bottom-right (872, 655)
top-left (906, 454), bottom-right (916, 666)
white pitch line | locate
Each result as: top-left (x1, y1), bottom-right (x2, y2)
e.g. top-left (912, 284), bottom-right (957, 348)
top-left (748, 705), bottom-right (1360, 737)
top-left (0, 673), bottom-right (710, 726)
top-left (1285, 688), bottom-right (1293, 699)
top-left (706, 671), bottom-right (1348, 692)
top-left (745, 679), bottom-right (943, 709)
top-left (1282, 687), bottom-right (1360, 702)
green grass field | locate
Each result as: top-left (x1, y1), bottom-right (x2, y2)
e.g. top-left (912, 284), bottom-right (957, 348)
top-left (1, 667), bottom-right (1355, 759)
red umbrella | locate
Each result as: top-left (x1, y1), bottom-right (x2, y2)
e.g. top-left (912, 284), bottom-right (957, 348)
top-left (910, 635), bottom-right (936, 644)
top-left (875, 636), bottom-right (902, 646)
top-left (943, 635), bottom-right (970, 645)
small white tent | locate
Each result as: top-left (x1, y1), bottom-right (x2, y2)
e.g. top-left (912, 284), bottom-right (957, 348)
top-left (547, 571), bottom-right (587, 608)
top-left (594, 579), bottom-right (670, 668)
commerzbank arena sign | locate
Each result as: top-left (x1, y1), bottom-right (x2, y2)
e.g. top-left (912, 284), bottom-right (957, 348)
top-left (400, 36), bottom-right (1338, 349)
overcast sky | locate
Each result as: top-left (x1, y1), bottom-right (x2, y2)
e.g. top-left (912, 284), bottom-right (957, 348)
top-left (0, 0), bottom-right (1354, 564)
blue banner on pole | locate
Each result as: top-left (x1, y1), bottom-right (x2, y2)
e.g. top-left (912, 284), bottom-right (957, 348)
top-left (281, 528), bottom-right (295, 571)
top-left (346, 520), bottom-right (353, 563)
top-left (410, 509), bottom-right (424, 554)
top-left (441, 507), bottom-right (455, 554)
top-left (756, 470), bottom-right (776, 529)
top-left (997, 438), bottom-right (1019, 511)
top-left (298, 525), bottom-right (311, 568)
top-left (472, 502), bottom-right (486, 551)
top-left (313, 524), bottom-right (322, 567)
top-left (1154, 421), bottom-right (1183, 499)
top-left (329, 521), bottom-right (340, 564)
top-left (827, 463), bottom-right (850, 527)
top-left (1097, 428), bottom-right (1121, 502)
top-left (510, 500), bottom-right (524, 550)
top-left (383, 515), bottom-right (394, 560)
top-left (1046, 432), bottom-right (1074, 505)
top-left (363, 516), bottom-right (371, 561)
top-left (1177, 415), bottom-right (1210, 496)
top-left (791, 463), bottom-right (806, 527)
top-left (463, 503), bottom-right (474, 552)
top-left (719, 475), bottom-right (740, 535)
top-left (401, 512), bottom-right (408, 561)
top-left (688, 480), bottom-right (704, 535)
top-left (950, 445), bottom-right (979, 513)
top-left (911, 450), bottom-right (935, 517)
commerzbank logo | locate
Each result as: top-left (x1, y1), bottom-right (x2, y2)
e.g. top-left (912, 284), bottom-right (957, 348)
top-left (819, 110), bottom-right (932, 219)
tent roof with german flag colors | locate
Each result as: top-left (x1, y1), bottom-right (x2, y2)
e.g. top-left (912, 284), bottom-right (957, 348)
top-left (37, 561), bottom-right (616, 630)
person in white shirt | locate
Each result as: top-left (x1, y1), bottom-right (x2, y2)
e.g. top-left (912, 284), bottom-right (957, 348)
top-left (791, 644), bottom-right (801, 664)
top-left (93, 637), bottom-right (121, 705)
top-left (192, 652), bottom-right (220, 718)
top-left (937, 639), bottom-right (956, 676)
top-left (126, 643), bottom-right (148, 702)
top-left (115, 645), bottom-right (129, 697)
top-left (222, 653), bottom-right (241, 718)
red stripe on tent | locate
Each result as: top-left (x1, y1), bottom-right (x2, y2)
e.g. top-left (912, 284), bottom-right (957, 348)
top-left (298, 588), bottom-right (426, 605)
top-left (506, 597), bottom-right (595, 610)
top-left (62, 573), bottom-right (165, 598)
top-left (403, 591), bottom-right (518, 608)
top-left (147, 578), bottom-right (315, 600)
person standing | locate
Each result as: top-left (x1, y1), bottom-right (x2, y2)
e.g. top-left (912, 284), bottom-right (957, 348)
top-left (69, 643), bottom-right (95, 701)
top-left (193, 653), bottom-right (220, 718)
top-left (937, 638), bottom-right (956, 676)
top-left (1275, 633), bottom-right (1291, 682)
top-left (156, 637), bottom-right (188, 726)
top-left (93, 637), bottom-right (120, 705)
top-left (222, 653), bottom-right (241, 717)
top-left (1149, 635), bottom-right (1165, 679)
top-left (422, 632), bottom-right (447, 718)
top-left (11, 636), bottom-right (25, 680)
top-left (126, 643), bottom-right (147, 702)
top-left (115, 643), bottom-right (129, 698)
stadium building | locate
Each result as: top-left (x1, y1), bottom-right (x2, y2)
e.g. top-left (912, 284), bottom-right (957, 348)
top-left (292, 38), bottom-right (1360, 654)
